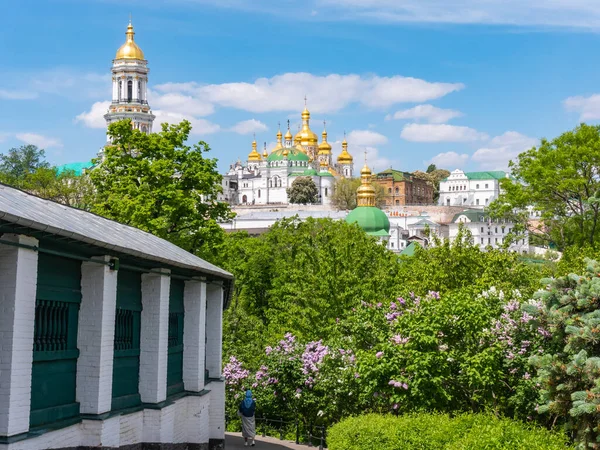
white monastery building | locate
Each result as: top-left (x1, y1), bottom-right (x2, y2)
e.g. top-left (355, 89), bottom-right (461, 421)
top-left (438, 170), bottom-right (510, 208)
top-left (0, 23), bottom-right (231, 450)
top-left (222, 111), bottom-right (355, 206)
top-left (449, 210), bottom-right (530, 253)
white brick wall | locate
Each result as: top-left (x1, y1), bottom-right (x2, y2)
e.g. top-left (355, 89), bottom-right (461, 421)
top-left (208, 381), bottom-right (225, 441)
top-left (0, 395), bottom-right (216, 450)
top-left (0, 234), bottom-right (38, 437)
top-left (139, 270), bottom-right (170, 404)
top-left (77, 256), bottom-right (118, 414)
top-left (183, 280), bottom-right (207, 392)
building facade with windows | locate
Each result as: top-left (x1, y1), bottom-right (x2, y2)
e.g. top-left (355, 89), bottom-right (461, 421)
top-left (374, 169), bottom-right (434, 206)
top-left (0, 183), bottom-right (231, 450)
top-left (438, 170), bottom-right (509, 208)
top-left (449, 210), bottom-right (529, 253)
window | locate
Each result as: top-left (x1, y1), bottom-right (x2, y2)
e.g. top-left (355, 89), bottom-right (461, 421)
top-left (495, 227), bottom-right (498, 233)
top-left (480, 227), bottom-right (484, 233)
top-left (395, 187), bottom-right (399, 194)
top-left (485, 198), bottom-right (489, 204)
top-left (481, 238), bottom-right (484, 244)
top-left (446, 198), bottom-right (450, 205)
top-left (395, 200), bottom-right (400, 205)
top-left (476, 199), bottom-right (480, 205)
top-left (390, 242), bottom-right (394, 248)
top-left (388, 188), bottom-right (392, 193)
top-left (495, 238), bottom-right (498, 243)
top-left (258, 190), bottom-right (261, 198)
top-left (325, 187), bottom-right (328, 196)
top-left (118, 81), bottom-right (122, 100)
top-left (137, 81), bottom-right (141, 100)
top-left (476, 184), bottom-right (479, 189)
top-left (485, 183), bottom-right (489, 189)
top-left (127, 80), bottom-right (133, 101)
top-left (488, 238), bottom-right (491, 244)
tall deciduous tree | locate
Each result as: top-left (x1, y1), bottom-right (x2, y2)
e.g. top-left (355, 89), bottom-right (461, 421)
top-left (89, 119), bottom-right (233, 256)
top-left (0, 145), bottom-right (50, 184)
top-left (287, 176), bottom-right (319, 204)
top-left (489, 124), bottom-right (600, 250)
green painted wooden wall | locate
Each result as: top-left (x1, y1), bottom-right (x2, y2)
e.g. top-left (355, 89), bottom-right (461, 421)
top-left (167, 279), bottom-right (185, 396)
top-left (30, 253), bottom-right (81, 427)
top-left (111, 270), bottom-right (142, 410)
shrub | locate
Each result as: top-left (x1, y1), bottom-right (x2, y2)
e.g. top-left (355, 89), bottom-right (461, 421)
top-left (327, 413), bottom-right (572, 450)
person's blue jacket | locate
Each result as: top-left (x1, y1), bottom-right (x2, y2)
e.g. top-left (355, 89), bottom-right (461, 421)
top-left (239, 399), bottom-right (256, 417)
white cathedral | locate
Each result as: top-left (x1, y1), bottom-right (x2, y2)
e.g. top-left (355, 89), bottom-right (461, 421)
top-left (222, 111), bottom-right (355, 206)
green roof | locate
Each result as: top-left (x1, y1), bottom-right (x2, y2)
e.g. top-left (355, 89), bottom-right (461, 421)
top-left (401, 242), bottom-right (421, 257)
top-left (319, 171), bottom-right (334, 177)
top-left (56, 161), bottom-right (94, 176)
top-left (267, 147), bottom-right (310, 162)
top-left (376, 168), bottom-right (411, 182)
top-left (346, 206), bottom-right (390, 237)
top-left (442, 171), bottom-right (508, 182)
top-left (452, 210), bottom-right (488, 223)
top-left (303, 168), bottom-right (318, 176)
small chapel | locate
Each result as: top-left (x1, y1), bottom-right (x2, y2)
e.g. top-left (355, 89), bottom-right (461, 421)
top-left (223, 106), bottom-right (355, 206)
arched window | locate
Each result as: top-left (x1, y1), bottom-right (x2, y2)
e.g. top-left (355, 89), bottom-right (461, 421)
top-left (325, 188), bottom-right (328, 196)
top-left (395, 187), bottom-right (399, 194)
top-left (127, 80), bottom-right (133, 102)
top-left (258, 190), bottom-right (261, 198)
top-left (138, 82), bottom-right (142, 101)
top-left (118, 81), bottom-right (122, 100)
top-left (269, 179), bottom-right (272, 188)
top-left (388, 188), bottom-right (392, 194)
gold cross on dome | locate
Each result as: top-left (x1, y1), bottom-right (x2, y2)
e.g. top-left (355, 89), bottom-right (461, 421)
top-left (304, 95), bottom-right (307, 106)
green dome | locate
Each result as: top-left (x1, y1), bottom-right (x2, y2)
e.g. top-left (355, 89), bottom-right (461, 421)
top-left (303, 168), bottom-right (318, 176)
top-left (346, 207), bottom-right (390, 237)
top-left (267, 148), bottom-right (310, 162)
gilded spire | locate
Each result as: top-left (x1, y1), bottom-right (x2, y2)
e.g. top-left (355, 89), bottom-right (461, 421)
top-left (262, 142), bottom-right (268, 158)
top-left (318, 120), bottom-right (332, 154)
top-left (272, 123), bottom-right (283, 152)
top-left (356, 154), bottom-right (376, 207)
top-left (115, 19), bottom-right (145, 60)
top-left (337, 131), bottom-right (353, 164)
top-left (248, 135), bottom-right (262, 161)
top-left (295, 99), bottom-right (318, 147)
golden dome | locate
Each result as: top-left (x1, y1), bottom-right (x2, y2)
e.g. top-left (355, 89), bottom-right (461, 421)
top-left (116, 22), bottom-right (145, 60)
top-left (283, 148), bottom-right (289, 157)
top-left (285, 128), bottom-right (293, 140)
top-left (248, 139), bottom-right (262, 161)
top-left (318, 125), bottom-right (332, 154)
top-left (262, 142), bottom-right (268, 158)
top-left (294, 106), bottom-right (319, 146)
top-left (337, 138), bottom-right (353, 164)
top-left (357, 163), bottom-right (376, 207)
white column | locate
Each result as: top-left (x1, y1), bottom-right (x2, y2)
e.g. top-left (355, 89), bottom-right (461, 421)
top-left (133, 78), bottom-right (138, 102)
top-left (77, 256), bottom-right (118, 415)
top-left (182, 280), bottom-right (206, 392)
top-left (139, 270), bottom-right (170, 404)
top-left (205, 284), bottom-right (224, 379)
top-left (112, 77), bottom-right (118, 102)
top-left (0, 234), bottom-right (38, 437)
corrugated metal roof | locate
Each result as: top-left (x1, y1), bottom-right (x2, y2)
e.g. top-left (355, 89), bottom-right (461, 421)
top-left (0, 183), bottom-right (232, 279)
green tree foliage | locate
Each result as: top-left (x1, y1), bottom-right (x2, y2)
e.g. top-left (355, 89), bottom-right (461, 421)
top-left (215, 217), bottom-right (400, 367)
top-left (489, 124), bottom-right (600, 250)
top-left (412, 168), bottom-right (450, 203)
top-left (286, 176), bottom-right (318, 204)
top-left (531, 260), bottom-right (600, 448)
top-left (0, 145), bottom-right (50, 184)
top-left (22, 168), bottom-right (95, 208)
top-left (331, 177), bottom-right (385, 210)
top-left (89, 119), bottom-right (233, 256)
top-left (426, 163), bottom-right (437, 173)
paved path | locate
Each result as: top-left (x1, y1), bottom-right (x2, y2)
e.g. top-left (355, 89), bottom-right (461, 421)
top-left (225, 432), bottom-right (322, 449)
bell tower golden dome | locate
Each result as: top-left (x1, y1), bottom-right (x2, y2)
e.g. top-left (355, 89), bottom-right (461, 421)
top-left (116, 20), bottom-right (145, 60)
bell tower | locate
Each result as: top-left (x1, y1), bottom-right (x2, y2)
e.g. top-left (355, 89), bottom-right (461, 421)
top-left (104, 20), bottom-right (155, 143)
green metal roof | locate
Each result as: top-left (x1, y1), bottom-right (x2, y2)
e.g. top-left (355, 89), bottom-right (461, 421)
top-left (376, 168), bottom-right (412, 182)
top-left (267, 147), bottom-right (310, 162)
top-left (319, 171), bottom-right (334, 177)
top-left (304, 168), bottom-right (318, 176)
top-left (451, 210), bottom-right (488, 223)
top-left (346, 206), bottom-right (390, 237)
top-left (401, 241), bottom-right (421, 257)
top-left (442, 171), bottom-right (508, 182)
top-left (56, 161), bottom-right (94, 176)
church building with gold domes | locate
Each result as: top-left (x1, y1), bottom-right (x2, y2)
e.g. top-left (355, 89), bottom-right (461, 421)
top-left (224, 105), bottom-right (355, 205)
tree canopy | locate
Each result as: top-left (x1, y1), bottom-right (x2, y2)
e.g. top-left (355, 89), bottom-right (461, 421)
top-left (332, 177), bottom-right (386, 210)
top-left (489, 124), bottom-right (600, 250)
top-left (0, 145), bottom-right (50, 184)
top-left (89, 119), bottom-right (233, 256)
top-left (287, 176), bottom-right (319, 204)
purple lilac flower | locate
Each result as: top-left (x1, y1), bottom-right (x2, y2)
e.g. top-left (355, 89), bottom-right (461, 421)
top-left (376, 351), bottom-right (384, 359)
top-left (428, 291), bottom-right (440, 300)
top-left (391, 335), bottom-right (410, 345)
top-left (222, 356), bottom-right (250, 385)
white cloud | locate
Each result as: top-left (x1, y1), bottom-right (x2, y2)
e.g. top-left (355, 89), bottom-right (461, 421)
top-left (386, 104), bottom-right (463, 123)
top-left (0, 89), bottom-right (38, 100)
top-left (347, 129), bottom-right (388, 146)
top-left (16, 133), bottom-right (63, 149)
top-left (75, 101), bottom-right (110, 129)
top-left (154, 72), bottom-right (463, 113)
top-left (229, 119), bottom-right (268, 135)
top-left (29, 69), bottom-right (110, 99)
top-left (401, 124), bottom-right (488, 142)
top-left (428, 151), bottom-right (469, 169)
top-left (148, 91), bottom-right (214, 117)
top-left (153, 110), bottom-right (221, 135)
top-left (564, 94), bottom-right (600, 121)
top-left (472, 131), bottom-right (537, 170)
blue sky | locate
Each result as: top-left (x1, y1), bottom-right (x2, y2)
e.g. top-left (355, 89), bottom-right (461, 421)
top-left (2, 0), bottom-right (600, 173)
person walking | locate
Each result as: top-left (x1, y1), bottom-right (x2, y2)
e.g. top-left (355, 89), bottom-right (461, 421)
top-left (238, 389), bottom-right (256, 447)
